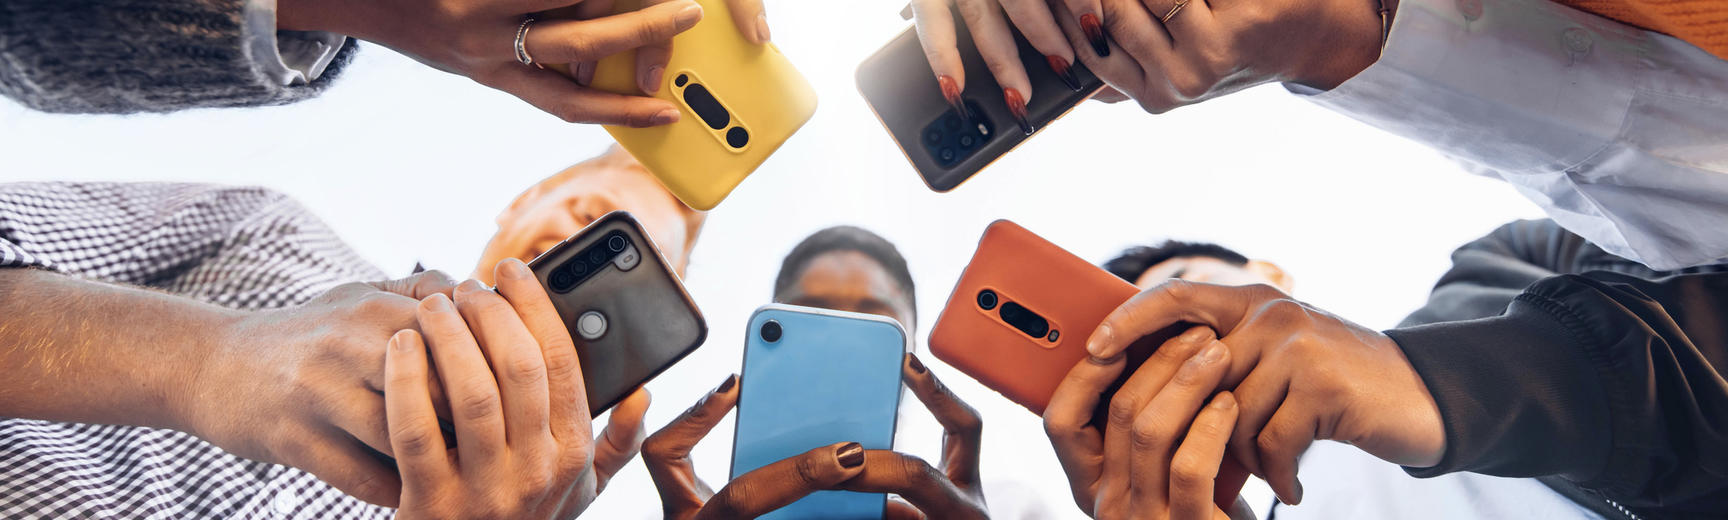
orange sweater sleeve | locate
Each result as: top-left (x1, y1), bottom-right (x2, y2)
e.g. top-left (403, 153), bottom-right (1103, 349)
top-left (1555, 0), bottom-right (1728, 60)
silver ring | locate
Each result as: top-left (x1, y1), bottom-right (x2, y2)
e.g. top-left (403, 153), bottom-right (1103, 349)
top-left (514, 17), bottom-right (537, 67)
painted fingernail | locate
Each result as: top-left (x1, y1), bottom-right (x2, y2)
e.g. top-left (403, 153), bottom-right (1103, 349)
top-left (907, 353), bottom-right (927, 374)
top-left (1293, 480), bottom-right (1305, 505)
top-left (643, 65), bottom-right (665, 94)
top-left (938, 75), bottom-right (971, 122)
top-left (1080, 13), bottom-right (1111, 57)
top-left (837, 442), bottom-right (865, 468)
top-left (501, 258), bottom-right (531, 280)
top-left (652, 108), bottom-right (680, 125)
top-left (716, 373), bottom-right (737, 394)
top-left (1004, 88), bottom-right (1033, 135)
top-left (424, 293), bottom-right (452, 312)
top-left (755, 12), bottom-right (772, 43)
top-left (1046, 55), bottom-right (1082, 92)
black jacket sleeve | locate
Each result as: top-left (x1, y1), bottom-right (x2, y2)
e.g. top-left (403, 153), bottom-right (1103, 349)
top-left (1387, 271), bottom-right (1728, 515)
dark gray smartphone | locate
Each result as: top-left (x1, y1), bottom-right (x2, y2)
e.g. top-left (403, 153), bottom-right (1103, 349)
top-left (857, 7), bottom-right (1105, 192)
top-left (528, 211), bottom-right (707, 416)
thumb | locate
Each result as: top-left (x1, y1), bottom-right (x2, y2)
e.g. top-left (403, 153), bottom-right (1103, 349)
top-left (595, 388), bottom-right (652, 493)
top-left (368, 270), bottom-right (459, 299)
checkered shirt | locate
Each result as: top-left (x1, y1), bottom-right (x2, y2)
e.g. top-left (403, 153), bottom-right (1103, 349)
top-left (0, 182), bottom-right (395, 519)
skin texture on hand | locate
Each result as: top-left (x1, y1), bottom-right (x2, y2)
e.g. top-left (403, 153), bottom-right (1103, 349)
top-left (1084, 280), bottom-right (1444, 505)
top-left (643, 354), bottom-right (989, 519)
top-left (386, 259), bottom-right (648, 518)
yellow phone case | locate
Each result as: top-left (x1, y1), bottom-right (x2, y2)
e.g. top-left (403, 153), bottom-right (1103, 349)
top-left (585, 0), bottom-right (817, 210)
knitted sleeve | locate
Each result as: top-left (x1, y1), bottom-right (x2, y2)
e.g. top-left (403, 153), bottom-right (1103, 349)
top-left (1557, 0), bottom-right (1728, 60)
top-left (0, 0), bottom-right (357, 114)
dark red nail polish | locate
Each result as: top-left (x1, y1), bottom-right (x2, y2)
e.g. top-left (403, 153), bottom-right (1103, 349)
top-left (1080, 14), bottom-right (1111, 57)
top-left (938, 75), bottom-right (972, 122)
top-left (716, 374), bottom-right (737, 393)
top-left (837, 442), bottom-right (865, 468)
top-left (1004, 88), bottom-right (1033, 135)
top-left (908, 353), bottom-right (927, 374)
top-left (1046, 55), bottom-right (1082, 92)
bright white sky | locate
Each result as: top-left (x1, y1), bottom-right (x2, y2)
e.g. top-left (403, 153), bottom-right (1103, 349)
top-left (0, 1), bottom-right (1545, 518)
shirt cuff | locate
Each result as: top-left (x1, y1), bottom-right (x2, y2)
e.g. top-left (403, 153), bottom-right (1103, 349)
top-left (242, 0), bottom-right (348, 86)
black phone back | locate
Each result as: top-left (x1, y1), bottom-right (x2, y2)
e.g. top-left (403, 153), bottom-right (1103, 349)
top-left (528, 211), bottom-right (708, 416)
top-left (857, 8), bottom-right (1105, 192)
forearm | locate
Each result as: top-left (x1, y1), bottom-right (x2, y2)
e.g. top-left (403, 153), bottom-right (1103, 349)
top-left (0, 269), bottom-right (241, 432)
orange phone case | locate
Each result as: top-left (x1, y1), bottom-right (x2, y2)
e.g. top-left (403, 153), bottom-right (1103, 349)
top-left (928, 220), bottom-right (1249, 509)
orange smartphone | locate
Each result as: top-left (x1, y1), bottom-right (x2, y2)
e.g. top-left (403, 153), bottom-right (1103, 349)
top-left (928, 220), bottom-right (1248, 509)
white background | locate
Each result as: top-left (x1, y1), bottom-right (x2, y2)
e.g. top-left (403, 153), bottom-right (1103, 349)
top-left (0, 1), bottom-right (1544, 517)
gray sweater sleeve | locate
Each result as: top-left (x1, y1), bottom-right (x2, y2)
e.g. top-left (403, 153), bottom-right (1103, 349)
top-left (0, 0), bottom-right (357, 114)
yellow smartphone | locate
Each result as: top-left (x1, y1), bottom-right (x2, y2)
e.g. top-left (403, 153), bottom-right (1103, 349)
top-left (554, 0), bottom-right (817, 210)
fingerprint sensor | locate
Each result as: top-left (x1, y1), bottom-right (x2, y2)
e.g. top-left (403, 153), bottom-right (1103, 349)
top-left (577, 311), bottom-right (607, 341)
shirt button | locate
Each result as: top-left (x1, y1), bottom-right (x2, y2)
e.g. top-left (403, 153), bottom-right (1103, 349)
top-left (1563, 28), bottom-right (1594, 55)
top-left (272, 488), bottom-right (298, 515)
top-left (1456, 0), bottom-right (1483, 21)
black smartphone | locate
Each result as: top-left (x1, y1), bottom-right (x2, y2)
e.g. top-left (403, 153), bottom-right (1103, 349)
top-left (857, 6), bottom-right (1105, 192)
top-left (528, 211), bottom-right (708, 416)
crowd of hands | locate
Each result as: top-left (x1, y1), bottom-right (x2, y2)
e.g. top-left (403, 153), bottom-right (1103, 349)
top-left (185, 255), bottom-right (1447, 519)
top-left (274, 0), bottom-right (1389, 125)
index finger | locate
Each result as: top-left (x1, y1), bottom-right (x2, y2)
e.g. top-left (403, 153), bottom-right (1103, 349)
top-left (902, 353), bottom-right (983, 489)
top-left (911, 0), bottom-right (970, 121)
top-left (695, 442), bottom-right (868, 519)
top-left (1085, 280), bottom-right (1272, 359)
top-left (492, 258), bottom-right (591, 439)
top-left (726, 0), bottom-right (770, 44)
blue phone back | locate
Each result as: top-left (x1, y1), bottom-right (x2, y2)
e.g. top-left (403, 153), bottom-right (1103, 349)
top-left (731, 304), bottom-right (905, 519)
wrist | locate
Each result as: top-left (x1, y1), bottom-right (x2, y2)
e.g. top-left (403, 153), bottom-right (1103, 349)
top-left (1293, 0), bottom-right (1399, 90)
top-left (168, 308), bottom-right (250, 437)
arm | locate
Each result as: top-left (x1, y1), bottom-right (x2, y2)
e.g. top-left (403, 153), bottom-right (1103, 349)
top-left (1388, 271), bottom-right (1728, 512)
top-left (1295, 0), bottom-right (1728, 270)
top-left (0, 0), bottom-right (352, 114)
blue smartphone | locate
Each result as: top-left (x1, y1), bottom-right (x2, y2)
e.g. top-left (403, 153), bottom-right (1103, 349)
top-left (730, 304), bottom-right (907, 519)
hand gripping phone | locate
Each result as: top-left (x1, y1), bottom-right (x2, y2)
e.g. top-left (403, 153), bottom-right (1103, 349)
top-left (857, 4), bottom-right (1105, 192)
top-left (927, 220), bottom-right (1247, 509)
top-left (527, 211), bottom-right (707, 416)
top-left (572, 0), bottom-right (817, 210)
top-left (731, 304), bottom-right (906, 519)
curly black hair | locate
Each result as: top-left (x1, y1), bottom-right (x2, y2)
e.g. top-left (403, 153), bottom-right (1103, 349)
top-left (1103, 240), bottom-right (1248, 283)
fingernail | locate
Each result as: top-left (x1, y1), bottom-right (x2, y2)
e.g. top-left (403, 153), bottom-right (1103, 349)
top-left (457, 279), bottom-right (487, 294)
top-left (1294, 480), bottom-right (1305, 504)
top-left (388, 333), bottom-right (404, 351)
top-left (1046, 55), bottom-right (1082, 92)
top-left (937, 75), bottom-right (971, 122)
top-left (676, 1), bottom-right (704, 24)
top-left (836, 442), bottom-right (865, 468)
top-left (500, 258), bottom-right (531, 280)
top-left (907, 353), bottom-right (927, 374)
top-left (424, 293), bottom-right (452, 312)
top-left (411, 262), bottom-right (427, 274)
top-left (1080, 13), bottom-right (1111, 58)
top-left (652, 108), bottom-right (680, 125)
top-left (1199, 341), bottom-right (1226, 364)
top-left (1003, 88), bottom-right (1033, 135)
top-left (1179, 326), bottom-right (1211, 344)
top-left (716, 373), bottom-right (737, 394)
top-left (1212, 391), bottom-right (1236, 410)
top-left (1087, 323), bottom-right (1110, 357)
top-left (643, 65), bottom-right (665, 94)
top-left (755, 13), bottom-right (771, 43)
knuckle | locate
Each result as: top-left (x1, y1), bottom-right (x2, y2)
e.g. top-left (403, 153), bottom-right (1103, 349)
top-left (541, 347), bottom-right (580, 381)
top-left (505, 355), bottom-right (546, 387)
top-left (456, 387), bottom-right (502, 422)
top-left (1169, 453), bottom-right (1212, 490)
top-left (1129, 417), bottom-right (1170, 451)
top-left (391, 422), bottom-right (442, 456)
top-left (793, 452), bottom-right (827, 485)
top-left (1107, 396), bottom-right (1142, 426)
top-left (1257, 428), bottom-right (1287, 456)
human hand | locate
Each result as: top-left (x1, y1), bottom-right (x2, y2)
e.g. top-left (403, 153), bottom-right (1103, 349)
top-left (1045, 326), bottom-right (1256, 519)
top-left (277, 0), bottom-right (704, 126)
top-left (1047, 0), bottom-right (1389, 113)
top-left (182, 270), bottom-right (458, 506)
top-left (543, 0), bottom-right (771, 95)
top-left (909, 0), bottom-right (1090, 135)
top-left (643, 353), bottom-right (990, 519)
top-left (384, 259), bottom-right (649, 518)
top-left (1086, 280), bottom-right (1443, 505)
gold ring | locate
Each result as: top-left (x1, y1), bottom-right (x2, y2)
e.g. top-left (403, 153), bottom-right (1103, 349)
top-left (1161, 0), bottom-right (1190, 24)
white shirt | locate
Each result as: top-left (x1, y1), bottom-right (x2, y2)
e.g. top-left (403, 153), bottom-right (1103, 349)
top-left (245, 0), bottom-right (347, 87)
top-left (1270, 442), bottom-right (1607, 520)
top-left (1292, 0), bottom-right (1728, 270)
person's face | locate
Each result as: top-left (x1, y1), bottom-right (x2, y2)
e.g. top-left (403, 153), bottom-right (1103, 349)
top-left (1133, 256), bottom-right (1293, 292)
top-left (777, 250), bottom-right (916, 331)
top-left (474, 149), bottom-right (700, 284)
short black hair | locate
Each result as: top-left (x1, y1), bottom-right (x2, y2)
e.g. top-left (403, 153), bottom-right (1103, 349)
top-left (1104, 240), bottom-right (1249, 283)
top-left (774, 226), bottom-right (916, 320)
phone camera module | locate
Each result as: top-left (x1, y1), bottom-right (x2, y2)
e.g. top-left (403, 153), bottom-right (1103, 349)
top-left (976, 289), bottom-right (998, 310)
top-left (607, 235), bottom-right (628, 253)
top-left (760, 320), bottom-right (783, 343)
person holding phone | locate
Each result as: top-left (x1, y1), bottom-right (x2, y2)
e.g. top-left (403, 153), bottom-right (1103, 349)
top-left (0, 0), bottom-right (769, 125)
top-left (0, 145), bottom-right (701, 517)
top-left (1044, 224), bottom-right (1728, 519)
top-left (639, 226), bottom-right (996, 519)
top-left (905, 0), bottom-right (1728, 271)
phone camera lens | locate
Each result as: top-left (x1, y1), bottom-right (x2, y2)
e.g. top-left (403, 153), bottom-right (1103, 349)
top-left (674, 74), bottom-right (689, 87)
top-left (944, 113), bottom-right (962, 129)
top-left (959, 135), bottom-right (976, 149)
top-left (939, 147), bottom-right (956, 162)
top-left (607, 235), bottom-right (627, 253)
top-left (549, 270), bottom-right (574, 292)
top-left (925, 128), bottom-right (943, 145)
top-left (1047, 330), bottom-right (1060, 342)
top-left (726, 127), bottom-right (750, 149)
top-left (571, 262), bottom-right (589, 277)
top-left (760, 320), bottom-right (783, 343)
top-left (977, 290), bottom-right (998, 310)
top-left (589, 249), bottom-right (606, 264)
